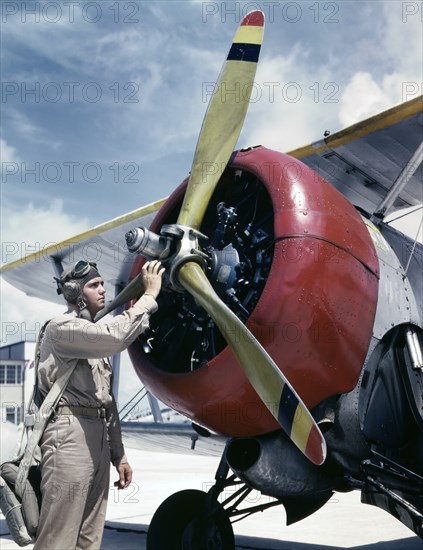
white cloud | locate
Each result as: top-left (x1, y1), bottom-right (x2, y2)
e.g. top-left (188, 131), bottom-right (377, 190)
top-left (381, 3), bottom-right (423, 80)
top-left (1, 200), bottom-right (90, 345)
top-left (338, 71), bottom-right (393, 127)
top-left (2, 2), bottom-right (422, 409)
top-left (7, 109), bottom-right (62, 149)
top-left (241, 51), bottom-right (341, 152)
top-left (1, 200), bottom-right (89, 265)
top-left (0, 280), bottom-right (64, 346)
top-left (338, 5), bottom-right (422, 127)
top-left (0, 138), bottom-right (21, 164)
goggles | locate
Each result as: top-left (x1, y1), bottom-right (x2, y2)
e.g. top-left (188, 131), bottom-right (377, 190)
top-left (55, 261), bottom-right (101, 307)
top-left (65, 261), bottom-right (98, 281)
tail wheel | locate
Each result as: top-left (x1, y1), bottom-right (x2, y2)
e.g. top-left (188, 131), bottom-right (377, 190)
top-left (146, 489), bottom-right (234, 550)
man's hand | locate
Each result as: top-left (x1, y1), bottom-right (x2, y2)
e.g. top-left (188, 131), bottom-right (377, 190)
top-left (114, 462), bottom-right (133, 490)
top-left (141, 260), bottom-right (165, 299)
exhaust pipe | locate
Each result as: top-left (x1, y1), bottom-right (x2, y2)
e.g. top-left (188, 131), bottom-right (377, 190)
top-left (226, 431), bottom-right (339, 498)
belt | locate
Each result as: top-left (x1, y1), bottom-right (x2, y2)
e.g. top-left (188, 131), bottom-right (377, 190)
top-left (55, 405), bottom-right (107, 419)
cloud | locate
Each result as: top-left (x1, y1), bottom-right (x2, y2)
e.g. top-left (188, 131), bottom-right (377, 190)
top-left (6, 108), bottom-right (62, 149)
top-left (338, 6), bottom-right (422, 127)
top-left (0, 280), bottom-right (64, 346)
top-left (0, 138), bottom-right (21, 164)
top-left (2, 2), bottom-right (422, 413)
top-left (241, 49), bottom-right (341, 152)
top-left (338, 72), bottom-right (393, 127)
top-left (381, 2), bottom-right (423, 79)
top-left (1, 200), bottom-right (90, 266)
top-left (1, 200), bottom-right (91, 346)
top-left (0, 137), bottom-right (22, 182)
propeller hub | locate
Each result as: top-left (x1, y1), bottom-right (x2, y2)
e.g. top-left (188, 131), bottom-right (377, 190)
top-left (125, 227), bottom-right (168, 260)
top-left (126, 224), bottom-right (210, 291)
top-left (162, 224), bottom-right (210, 291)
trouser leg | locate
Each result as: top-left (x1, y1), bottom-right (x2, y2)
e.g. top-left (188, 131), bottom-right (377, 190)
top-left (34, 415), bottom-right (109, 550)
top-left (76, 419), bottom-right (110, 550)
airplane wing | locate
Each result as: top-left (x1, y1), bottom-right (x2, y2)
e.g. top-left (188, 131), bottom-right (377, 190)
top-left (1, 98), bottom-right (421, 459)
top-left (121, 422), bottom-right (226, 457)
top-left (0, 198), bottom-right (166, 303)
top-left (2, 97), bottom-right (421, 302)
top-left (287, 95), bottom-right (423, 217)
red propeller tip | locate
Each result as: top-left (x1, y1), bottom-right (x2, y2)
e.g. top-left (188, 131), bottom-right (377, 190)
top-left (305, 424), bottom-right (327, 466)
top-left (241, 10), bottom-right (264, 27)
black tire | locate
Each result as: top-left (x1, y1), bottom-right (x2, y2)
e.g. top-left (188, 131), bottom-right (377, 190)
top-left (146, 489), bottom-right (235, 550)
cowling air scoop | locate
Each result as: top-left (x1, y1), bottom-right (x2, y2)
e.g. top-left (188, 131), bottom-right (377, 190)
top-left (96, 10), bottom-right (327, 466)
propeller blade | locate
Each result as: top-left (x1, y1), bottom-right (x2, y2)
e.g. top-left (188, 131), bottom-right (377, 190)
top-left (177, 261), bottom-right (327, 466)
top-left (94, 272), bottom-right (144, 322)
top-left (95, 12), bottom-right (264, 319)
top-left (177, 10), bottom-right (265, 230)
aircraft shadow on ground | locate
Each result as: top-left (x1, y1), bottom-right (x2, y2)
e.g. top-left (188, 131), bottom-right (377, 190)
top-left (234, 534), bottom-right (422, 550)
top-left (103, 523), bottom-right (422, 550)
top-left (2, 520), bottom-right (420, 549)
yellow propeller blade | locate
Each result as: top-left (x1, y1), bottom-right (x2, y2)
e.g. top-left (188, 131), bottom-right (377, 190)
top-left (95, 11), bottom-right (327, 466)
top-left (96, 11), bottom-right (265, 322)
top-left (177, 261), bottom-right (327, 466)
top-left (177, 10), bottom-right (265, 230)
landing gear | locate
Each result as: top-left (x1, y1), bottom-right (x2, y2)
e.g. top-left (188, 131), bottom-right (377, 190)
top-left (146, 443), bottom-right (284, 549)
top-left (146, 489), bottom-right (235, 550)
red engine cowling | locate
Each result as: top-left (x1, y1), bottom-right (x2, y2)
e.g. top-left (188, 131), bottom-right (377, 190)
top-left (128, 146), bottom-right (379, 437)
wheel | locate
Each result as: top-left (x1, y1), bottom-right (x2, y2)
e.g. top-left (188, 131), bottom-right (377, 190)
top-left (146, 489), bottom-right (235, 550)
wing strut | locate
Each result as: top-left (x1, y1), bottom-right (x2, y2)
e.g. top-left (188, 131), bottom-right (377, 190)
top-left (371, 140), bottom-right (423, 222)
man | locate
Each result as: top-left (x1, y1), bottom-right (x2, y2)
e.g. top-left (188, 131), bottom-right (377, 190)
top-left (33, 259), bottom-right (164, 550)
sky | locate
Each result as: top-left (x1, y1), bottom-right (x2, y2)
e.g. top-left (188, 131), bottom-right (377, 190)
top-left (1, 0), bottom-right (422, 408)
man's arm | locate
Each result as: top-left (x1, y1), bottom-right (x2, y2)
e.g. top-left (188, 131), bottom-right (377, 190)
top-left (106, 393), bottom-right (127, 466)
top-left (45, 294), bottom-right (158, 359)
top-left (46, 259), bottom-right (165, 360)
top-left (107, 393), bottom-right (133, 489)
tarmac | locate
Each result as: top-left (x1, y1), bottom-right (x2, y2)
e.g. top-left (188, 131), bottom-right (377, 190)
top-left (1, 446), bottom-right (422, 550)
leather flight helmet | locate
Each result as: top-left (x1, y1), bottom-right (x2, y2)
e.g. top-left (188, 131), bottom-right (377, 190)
top-left (55, 260), bottom-right (101, 311)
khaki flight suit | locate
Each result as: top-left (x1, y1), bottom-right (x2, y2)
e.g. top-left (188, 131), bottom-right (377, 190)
top-left (33, 295), bottom-right (158, 550)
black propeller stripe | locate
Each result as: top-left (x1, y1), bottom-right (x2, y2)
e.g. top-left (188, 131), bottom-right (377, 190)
top-left (277, 383), bottom-right (299, 436)
top-left (227, 43), bottom-right (261, 63)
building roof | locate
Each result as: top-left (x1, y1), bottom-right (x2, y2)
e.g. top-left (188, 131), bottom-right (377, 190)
top-left (0, 341), bottom-right (36, 362)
